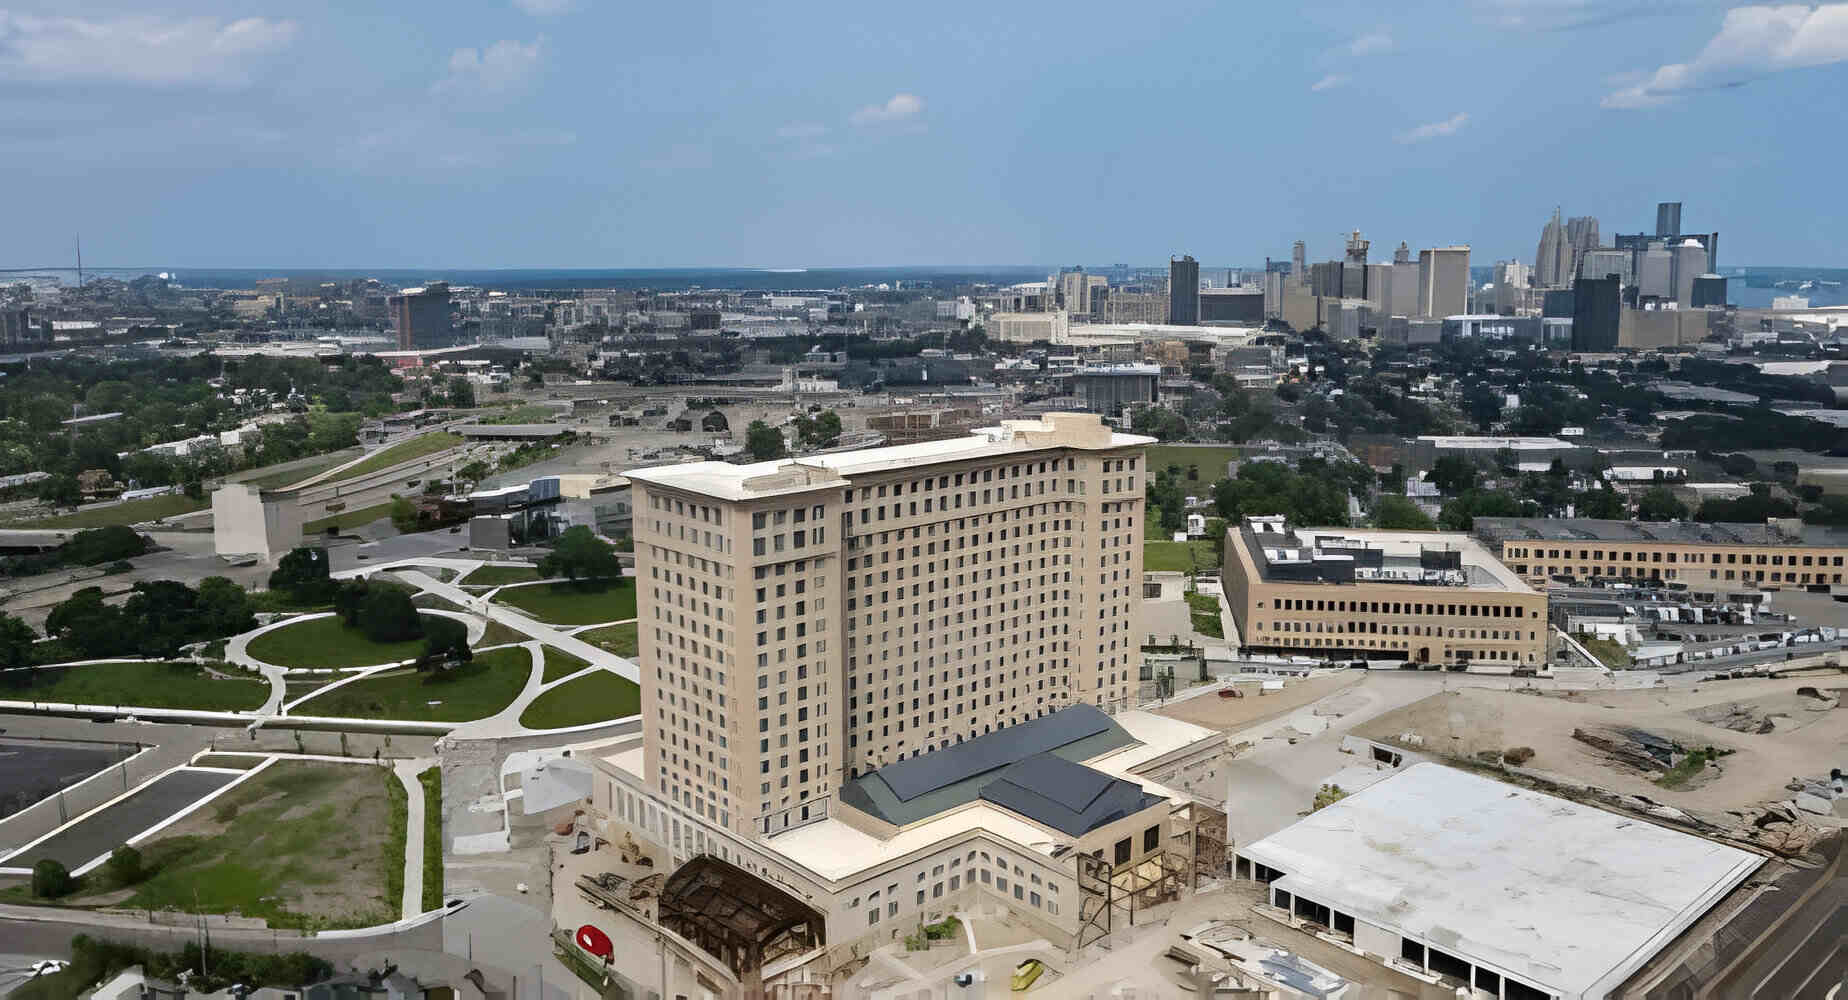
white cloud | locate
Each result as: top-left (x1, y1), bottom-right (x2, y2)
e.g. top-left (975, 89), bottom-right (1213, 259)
top-left (776, 122), bottom-right (828, 139)
top-left (1344, 31), bottom-right (1393, 55)
top-left (1480, 0), bottom-right (1710, 31)
top-left (513, 0), bottom-right (578, 13)
top-left (1310, 73), bottom-right (1349, 91)
top-left (0, 12), bottom-right (298, 86)
top-left (850, 92), bottom-right (924, 125)
top-left (433, 37), bottom-right (544, 100)
top-left (1396, 111), bottom-right (1470, 142)
top-left (1603, 3), bottom-right (1848, 107)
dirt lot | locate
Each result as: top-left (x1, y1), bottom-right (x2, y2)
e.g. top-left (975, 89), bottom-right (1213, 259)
top-left (1155, 672), bottom-right (1361, 733)
top-left (1355, 676), bottom-right (1847, 817)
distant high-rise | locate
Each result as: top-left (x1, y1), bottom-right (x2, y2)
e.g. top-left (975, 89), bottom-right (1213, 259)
top-left (1169, 255), bottom-right (1200, 326)
top-left (1565, 216), bottom-right (1600, 280)
top-left (1656, 202), bottom-right (1682, 238)
top-left (1291, 242), bottom-right (1307, 279)
top-left (1572, 274), bottom-right (1621, 351)
top-left (1638, 244), bottom-right (1673, 300)
top-left (389, 282), bottom-right (452, 350)
top-left (1392, 241), bottom-right (1410, 265)
top-left (1671, 239), bottom-right (1709, 307)
top-left (1692, 274), bottom-right (1728, 308)
top-left (1344, 230), bottom-right (1369, 264)
top-left (1534, 209), bottom-right (1570, 288)
top-left (1417, 246), bottom-right (1469, 317)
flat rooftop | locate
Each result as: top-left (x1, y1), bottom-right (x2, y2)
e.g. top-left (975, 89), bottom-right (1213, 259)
top-left (1416, 435), bottom-right (1573, 450)
top-left (1241, 522), bottom-right (1532, 593)
top-left (626, 413), bottom-right (1152, 501)
top-left (1238, 763), bottom-right (1762, 1000)
top-left (1472, 516), bottom-right (1848, 548)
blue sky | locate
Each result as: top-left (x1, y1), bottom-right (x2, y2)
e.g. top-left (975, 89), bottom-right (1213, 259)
top-left (2, 0), bottom-right (1845, 269)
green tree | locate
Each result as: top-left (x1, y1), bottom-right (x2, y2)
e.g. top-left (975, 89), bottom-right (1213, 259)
top-left (1576, 486), bottom-right (1627, 519)
top-left (1373, 494), bottom-right (1435, 531)
top-left (45, 587), bottom-right (127, 658)
top-left (1437, 489), bottom-right (1522, 531)
top-left (794, 410), bottom-right (842, 448)
top-left (1804, 494), bottom-right (1848, 526)
top-left (455, 460), bottom-right (493, 492)
top-left (416, 616), bottom-right (472, 675)
top-left (105, 845), bottom-right (145, 885)
top-left (31, 858), bottom-right (73, 898)
top-left (0, 613), bottom-right (36, 668)
top-left (1635, 485), bottom-right (1688, 522)
top-left (1427, 456), bottom-right (1478, 497)
top-left (357, 586), bottom-right (423, 643)
top-left (268, 547), bottom-right (335, 603)
top-left (537, 525), bottom-right (622, 585)
top-left (745, 420), bottom-right (786, 461)
top-left (390, 496), bottom-right (420, 533)
top-left (195, 576), bottom-right (256, 638)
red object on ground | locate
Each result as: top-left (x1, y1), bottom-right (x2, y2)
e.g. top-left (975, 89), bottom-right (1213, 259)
top-left (575, 925), bottom-right (613, 960)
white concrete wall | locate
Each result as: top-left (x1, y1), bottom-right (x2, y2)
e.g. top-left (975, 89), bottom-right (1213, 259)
top-left (1354, 917), bottom-right (1399, 962)
top-left (212, 484), bottom-right (302, 558)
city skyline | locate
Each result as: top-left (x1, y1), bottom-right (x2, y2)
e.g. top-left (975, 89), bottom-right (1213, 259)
top-left (2, 1), bottom-right (1846, 270)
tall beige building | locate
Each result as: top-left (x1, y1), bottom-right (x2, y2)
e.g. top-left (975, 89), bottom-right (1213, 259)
top-left (626, 413), bottom-right (1152, 838)
top-left (1417, 245), bottom-right (1470, 317)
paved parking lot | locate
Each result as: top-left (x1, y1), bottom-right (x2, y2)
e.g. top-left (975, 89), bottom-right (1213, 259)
top-left (0, 767), bottom-right (238, 871)
top-left (0, 738), bottom-right (136, 820)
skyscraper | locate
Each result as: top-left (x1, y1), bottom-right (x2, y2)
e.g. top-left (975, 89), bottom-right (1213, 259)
top-left (1169, 255), bottom-right (1200, 326)
top-left (1344, 230), bottom-right (1369, 264)
top-left (1418, 246), bottom-right (1469, 317)
top-left (388, 282), bottom-right (452, 350)
top-left (1572, 274), bottom-right (1621, 351)
top-left (625, 412), bottom-right (1147, 835)
top-left (1656, 202), bottom-right (1682, 238)
top-left (1565, 216), bottom-right (1600, 281)
top-left (1291, 242), bottom-right (1307, 281)
top-left (1671, 239), bottom-right (1709, 307)
top-left (1534, 209), bottom-right (1570, 288)
top-left (1392, 241), bottom-right (1410, 264)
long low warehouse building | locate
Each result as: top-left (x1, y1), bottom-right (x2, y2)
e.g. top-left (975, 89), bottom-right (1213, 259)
top-left (1232, 763), bottom-right (1763, 1000)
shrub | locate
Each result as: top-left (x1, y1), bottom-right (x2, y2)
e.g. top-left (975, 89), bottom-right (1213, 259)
top-left (1503, 746), bottom-right (1536, 766)
top-left (105, 845), bottom-right (145, 885)
top-left (31, 858), bottom-right (73, 898)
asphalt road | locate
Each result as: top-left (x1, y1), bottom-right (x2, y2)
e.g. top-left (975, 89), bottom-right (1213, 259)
top-left (0, 739), bottom-right (134, 821)
top-left (0, 908), bottom-right (445, 964)
top-left (2, 767), bottom-right (236, 872)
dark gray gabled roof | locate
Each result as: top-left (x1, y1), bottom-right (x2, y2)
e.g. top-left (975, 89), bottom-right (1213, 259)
top-left (837, 704), bottom-right (1143, 829)
top-left (978, 753), bottom-right (1162, 837)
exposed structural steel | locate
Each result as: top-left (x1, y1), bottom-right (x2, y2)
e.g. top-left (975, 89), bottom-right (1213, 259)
top-left (657, 854), bottom-right (826, 981)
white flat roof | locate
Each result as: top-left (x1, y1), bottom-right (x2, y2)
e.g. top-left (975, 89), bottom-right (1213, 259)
top-left (628, 416), bottom-right (1152, 500)
top-left (1286, 528), bottom-right (1533, 592)
top-left (1417, 435), bottom-right (1572, 450)
top-left (1239, 763), bottom-right (1762, 1000)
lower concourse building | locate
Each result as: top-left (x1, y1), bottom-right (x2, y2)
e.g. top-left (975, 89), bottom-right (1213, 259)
top-left (1222, 515), bottom-right (1547, 669)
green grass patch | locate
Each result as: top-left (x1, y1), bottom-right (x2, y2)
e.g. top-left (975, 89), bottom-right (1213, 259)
top-left (1144, 539), bottom-right (1219, 573)
top-left (478, 620), bottom-right (527, 647)
top-left (1145, 445), bottom-right (1238, 485)
top-left (541, 647), bottom-right (590, 682)
top-left (1656, 746), bottom-right (1732, 789)
top-left (246, 614), bottom-right (441, 668)
top-left (3, 493), bottom-right (208, 529)
top-left (1185, 591), bottom-right (1224, 638)
top-left (519, 669), bottom-right (640, 729)
top-left (578, 622), bottom-right (638, 658)
top-left (492, 578), bottom-right (635, 625)
top-left (385, 764), bottom-right (407, 911)
top-left (59, 762), bottom-right (398, 929)
top-left (193, 754), bottom-right (269, 770)
top-left (238, 450), bottom-right (361, 490)
top-left (323, 432), bottom-right (463, 484)
top-left (302, 500), bottom-right (398, 534)
top-left (290, 646), bottom-right (531, 722)
top-left (462, 564), bottom-right (542, 587)
top-left (1574, 634), bottom-right (1633, 668)
top-left (418, 766), bottom-right (443, 912)
top-left (3, 661), bottom-right (267, 711)
top-left (249, 589), bottom-right (334, 614)
top-left (477, 404), bottom-right (560, 425)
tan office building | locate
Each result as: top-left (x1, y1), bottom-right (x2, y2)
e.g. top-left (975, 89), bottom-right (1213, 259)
top-left (626, 413), bottom-right (1152, 838)
top-left (1223, 516), bottom-right (1547, 669)
top-left (1472, 517), bottom-right (1848, 593)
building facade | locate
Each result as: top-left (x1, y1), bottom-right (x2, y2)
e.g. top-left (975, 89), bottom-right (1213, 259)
top-left (388, 283), bottom-right (453, 350)
top-left (1222, 516), bottom-right (1547, 670)
top-left (626, 413), bottom-right (1152, 839)
top-left (1473, 517), bottom-right (1848, 594)
top-left (1417, 246), bottom-right (1469, 318)
top-left (1169, 256), bottom-right (1200, 327)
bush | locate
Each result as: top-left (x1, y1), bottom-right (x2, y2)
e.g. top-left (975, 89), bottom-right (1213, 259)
top-left (63, 935), bottom-right (333, 995)
top-left (104, 845), bottom-right (144, 885)
top-left (31, 858), bottom-right (72, 898)
top-left (1503, 746), bottom-right (1536, 765)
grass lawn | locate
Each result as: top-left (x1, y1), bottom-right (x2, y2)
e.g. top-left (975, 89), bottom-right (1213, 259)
top-left (3, 493), bottom-right (208, 529)
top-left (1185, 592), bottom-right (1224, 638)
top-left (302, 500), bottom-right (397, 534)
top-left (5, 661), bottom-right (268, 711)
top-left (1144, 539), bottom-right (1220, 573)
top-left (323, 432), bottom-right (463, 484)
top-left (192, 754), bottom-right (269, 769)
top-left (13, 762), bottom-right (403, 930)
top-left (418, 766), bottom-right (443, 912)
top-left (519, 669), bottom-right (640, 729)
top-left (462, 564), bottom-right (543, 587)
top-left (541, 647), bottom-right (590, 682)
top-left (1144, 445), bottom-right (1238, 485)
top-left (578, 622), bottom-right (638, 657)
top-left (238, 450), bottom-right (361, 490)
top-left (1575, 634), bottom-right (1633, 668)
top-left (245, 614), bottom-right (443, 668)
top-left (478, 620), bottom-right (527, 647)
top-left (493, 579), bottom-right (635, 625)
top-left (291, 646), bottom-right (531, 722)
top-left (478, 404), bottom-right (560, 425)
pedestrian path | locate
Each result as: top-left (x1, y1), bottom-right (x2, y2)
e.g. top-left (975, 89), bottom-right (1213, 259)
top-left (392, 757), bottom-right (436, 919)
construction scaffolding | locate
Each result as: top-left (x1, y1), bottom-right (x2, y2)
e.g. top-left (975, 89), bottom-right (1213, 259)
top-left (1073, 800), bottom-right (1230, 954)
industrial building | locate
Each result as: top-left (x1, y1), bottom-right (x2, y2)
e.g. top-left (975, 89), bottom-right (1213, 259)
top-left (1071, 363), bottom-right (1160, 416)
top-left (1472, 516), bottom-right (1848, 593)
top-left (1233, 763), bottom-right (1761, 1000)
top-left (1221, 516), bottom-right (1548, 669)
